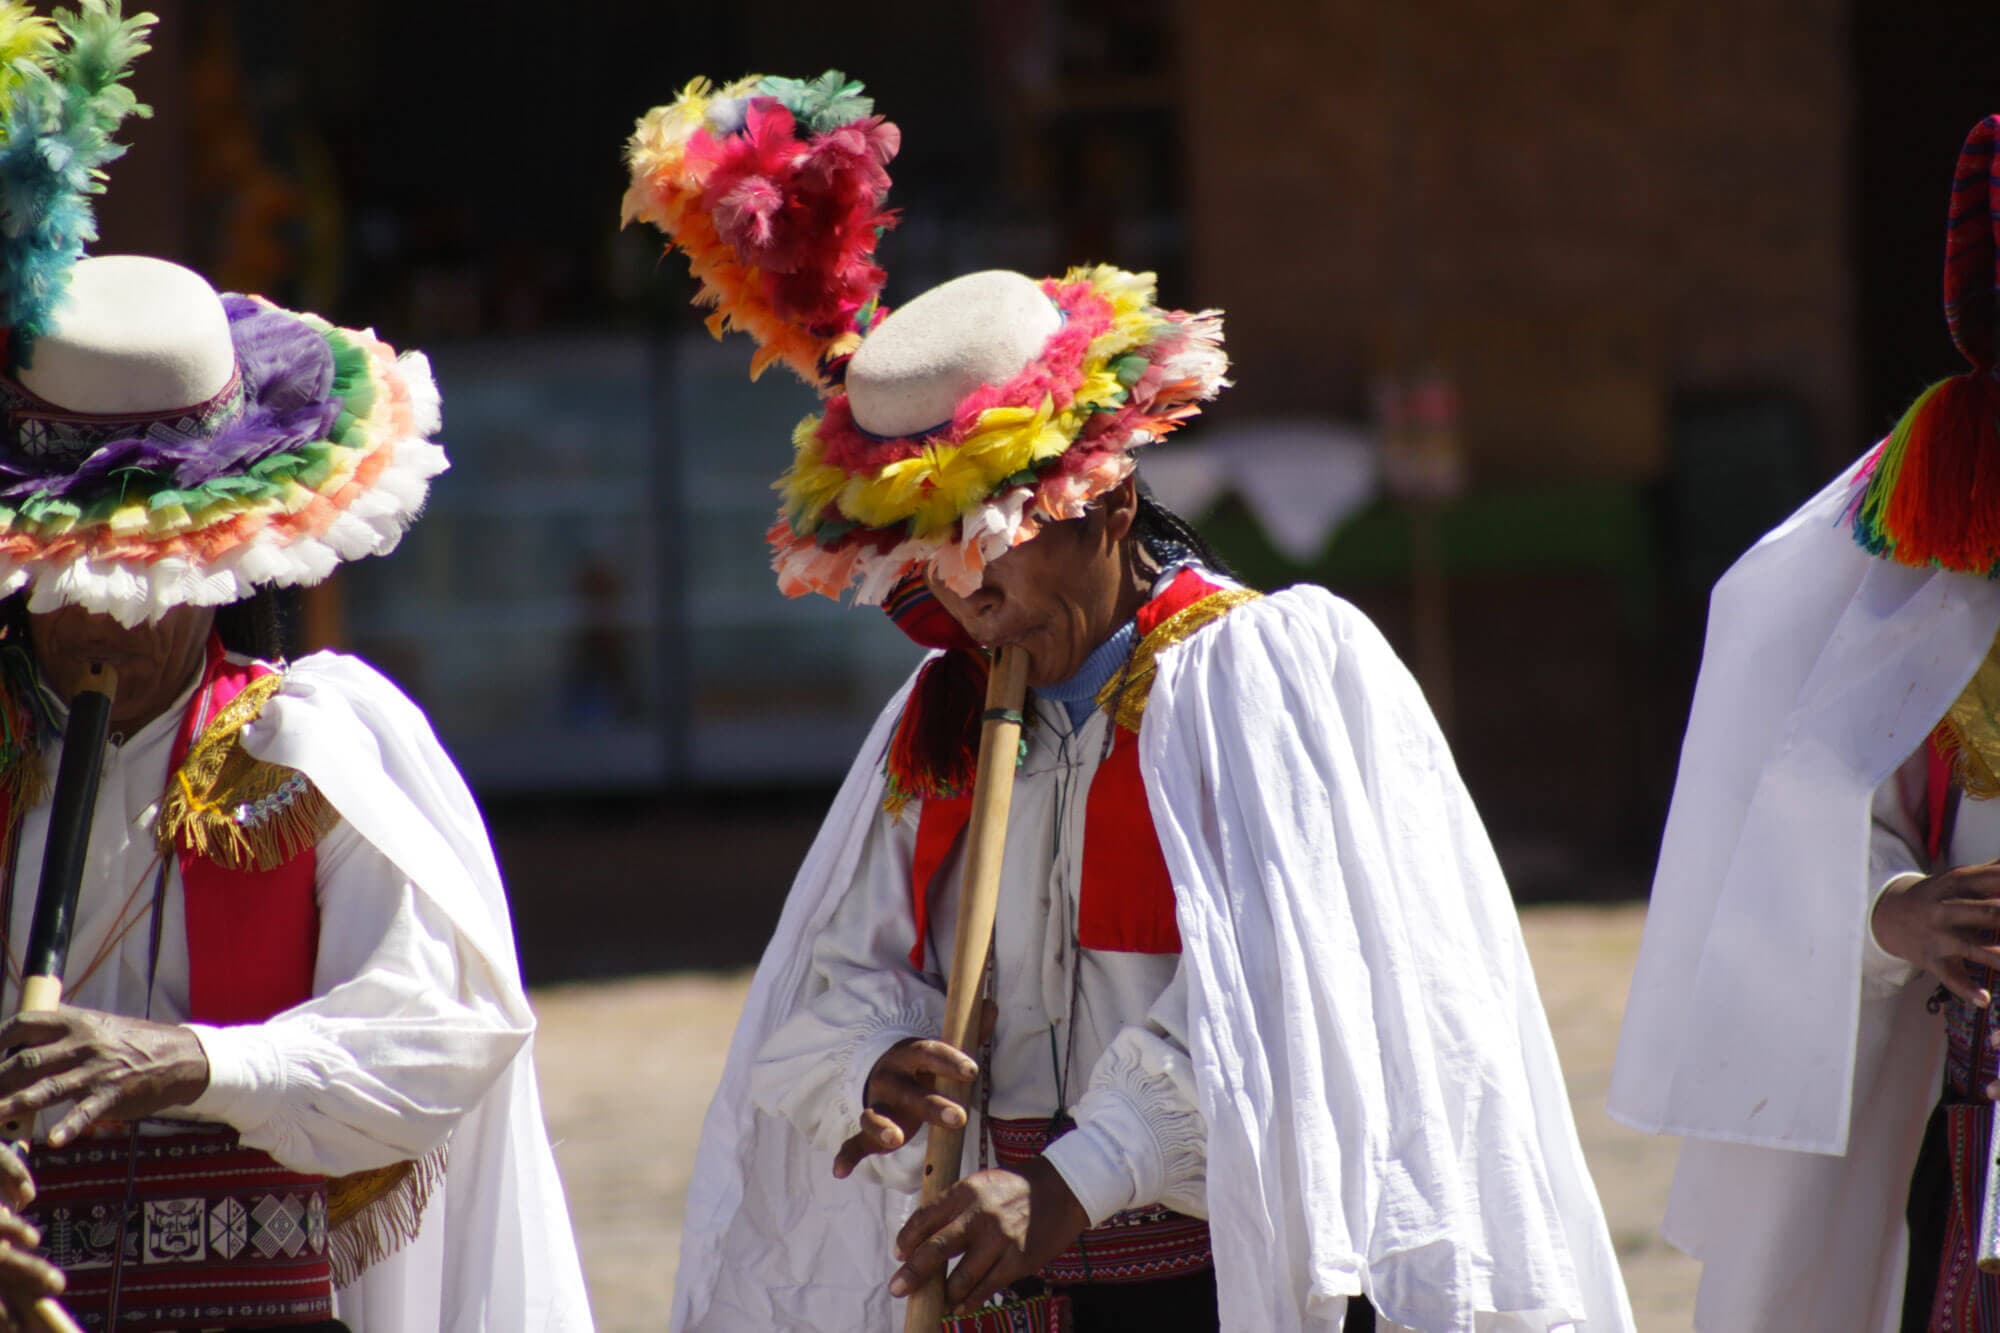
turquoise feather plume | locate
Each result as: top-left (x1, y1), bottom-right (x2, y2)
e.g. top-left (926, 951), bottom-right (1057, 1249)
top-left (0, 0), bottom-right (154, 369)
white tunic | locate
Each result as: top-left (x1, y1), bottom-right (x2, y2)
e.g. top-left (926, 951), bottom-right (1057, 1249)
top-left (8, 650), bottom-right (592, 1331)
top-left (754, 692), bottom-right (1207, 1225)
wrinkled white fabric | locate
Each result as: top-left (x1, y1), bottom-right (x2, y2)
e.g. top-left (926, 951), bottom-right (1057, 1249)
top-left (673, 593), bottom-right (1632, 1332)
top-left (1608, 453), bottom-right (2000, 1331)
top-left (1141, 589), bottom-right (1625, 1333)
top-left (9, 669), bottom-right (522, 1180)
top-left (198, 651), bottom-right (586, 1331)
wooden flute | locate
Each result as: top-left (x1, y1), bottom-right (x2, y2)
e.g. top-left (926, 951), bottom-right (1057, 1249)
top-left (901, 647), bottom-right (1029, 1332)
top-left (3, 663), bottom-right (118, 1333)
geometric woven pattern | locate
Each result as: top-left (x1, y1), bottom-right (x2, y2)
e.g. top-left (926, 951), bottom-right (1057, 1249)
top-left (985, 1115), bottom-right (1213, 1286)
top-left (23, 1127), bottom-right (334, 1330)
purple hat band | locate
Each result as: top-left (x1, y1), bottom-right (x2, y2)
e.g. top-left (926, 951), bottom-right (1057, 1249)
top-left (0, 297), bottom-right (339, 500)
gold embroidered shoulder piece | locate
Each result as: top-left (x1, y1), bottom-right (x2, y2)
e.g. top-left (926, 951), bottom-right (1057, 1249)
top-left (154, 672), bottom-right (338, 869)
top-left (1095, 587), bottom-right (1263, 734)
top-left (1942, 633), bottom-right (2000, 799)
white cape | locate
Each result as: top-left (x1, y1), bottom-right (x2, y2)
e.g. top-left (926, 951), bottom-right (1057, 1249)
top-left (243, 652), bottom-right (594, 1332)
top-left (1608, 455), bottom-right (2000, 1329)
top-left (671, 589), bottom-right (1632, 1333)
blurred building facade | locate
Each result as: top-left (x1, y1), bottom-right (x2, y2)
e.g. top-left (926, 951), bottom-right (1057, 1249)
top-left (79, 0), bottom-right (2000, 972)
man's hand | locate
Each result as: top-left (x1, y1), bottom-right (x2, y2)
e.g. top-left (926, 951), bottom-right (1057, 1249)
top-left (833, 1039), bottom-right (977, 1179)
top-left (887, 1158), bottom-right (1090, 1314)
top-left (0, 1149), bottom-right (64, 1332)
top-left (0, 1008), bottom-right (209, 1148)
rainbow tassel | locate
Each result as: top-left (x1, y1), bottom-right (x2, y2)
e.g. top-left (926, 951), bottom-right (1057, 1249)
top-left (881, 648), bottom-right (986, 816)
top-left (1851, 372), bottom-right (2000, 573)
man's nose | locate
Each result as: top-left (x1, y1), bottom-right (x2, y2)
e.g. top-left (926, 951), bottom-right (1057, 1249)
top-left (960, 583), bottom-right (1003, 619)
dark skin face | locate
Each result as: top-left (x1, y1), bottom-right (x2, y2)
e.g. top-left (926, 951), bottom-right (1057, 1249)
top-left (924, 477), bottom-right (1152, 689)
top-left (27, 603), bottom-right (215, 735)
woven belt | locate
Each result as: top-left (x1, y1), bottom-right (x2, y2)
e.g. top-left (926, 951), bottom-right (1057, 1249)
top-left (23, 1125), bottom-right (334, 1331)
top-left (985, 1115), bottom-right (1212, 1286)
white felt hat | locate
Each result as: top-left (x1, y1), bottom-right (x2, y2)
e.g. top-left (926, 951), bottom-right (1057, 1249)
top-left (18, 255), bottom-right (237, 414)
top-left (846, 270), bottom-right (1061, 437)
top-left (0, 253), bottom-right (448, 626)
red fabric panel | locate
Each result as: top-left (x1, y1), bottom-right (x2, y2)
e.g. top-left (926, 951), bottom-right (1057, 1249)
top-left (1078, 728), bottom-right (1180, 954)
top-left (909, 793), bottom-right (972, 968)
top-left (901, 570), bottom-right (1214, 965)
top-left (1134, 568), bottom-right (1223, 639)
top-left (180, 847), bottom-right (318, 1026)
top-left (173, 641), bottom-right (320, 1025)
top-left (1929, 734), bottom-right (1955, 863)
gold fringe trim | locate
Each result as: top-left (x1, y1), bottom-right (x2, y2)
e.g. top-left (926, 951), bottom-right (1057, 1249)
top-left (1096, 587), bottom-right (1263, 734)
top-left (154, 672), bottom-right (338, 870)
top-left (326, 1145), bottom-right (448, 1288)
top-left (1942, 634), bottom-right (2000, 799)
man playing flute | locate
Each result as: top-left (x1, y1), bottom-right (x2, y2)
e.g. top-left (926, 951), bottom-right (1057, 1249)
top-left (629, 72), bottom-right (1635, 1333)
top-left (0, 6), bottom-right (590, 1327)
top-left (1611, 115), bottom-right (2000, 1331)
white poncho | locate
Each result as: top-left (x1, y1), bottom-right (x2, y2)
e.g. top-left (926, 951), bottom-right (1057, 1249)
top-left (1608, 456), bottom-right (2000, 1330)
top-left (672, 588), bottom-right (1632, 1333)
top-left (240, 654), bottom-right (594, 1330)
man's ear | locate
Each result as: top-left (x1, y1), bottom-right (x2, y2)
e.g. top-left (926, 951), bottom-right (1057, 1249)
top-left (1101, 475), bottom-right (1139, 544)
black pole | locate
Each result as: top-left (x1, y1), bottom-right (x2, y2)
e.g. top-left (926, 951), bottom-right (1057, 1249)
top-left (21, 671), bottom-right (115, 983)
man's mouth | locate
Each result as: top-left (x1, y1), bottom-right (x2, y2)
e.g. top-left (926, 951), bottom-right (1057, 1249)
top-left (980, 627), bottom-right (1035, 652)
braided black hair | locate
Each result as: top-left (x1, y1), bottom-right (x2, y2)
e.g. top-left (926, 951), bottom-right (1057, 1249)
top-left (1133, 480), bottom-right (1238, 582)
top-left (214, 587), bottom-right (290, 660)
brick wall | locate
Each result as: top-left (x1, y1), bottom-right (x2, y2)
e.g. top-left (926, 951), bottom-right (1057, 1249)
top-left (1183, 0), bottom-right (1854, 480)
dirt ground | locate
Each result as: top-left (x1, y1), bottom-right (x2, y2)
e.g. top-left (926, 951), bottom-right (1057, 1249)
top-left (531, 902), bottom-right (1700, 1332)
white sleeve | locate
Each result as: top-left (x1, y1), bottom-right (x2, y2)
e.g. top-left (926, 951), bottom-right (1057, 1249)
top-left (180, 818), bottom-right (527, 1176)
top-left (750, 801), bottom-right (944, 1191)
top-left (1865, 747), bottom-right (1932, 994)
top-left (1042, 962), bottom-right (1208, 1224)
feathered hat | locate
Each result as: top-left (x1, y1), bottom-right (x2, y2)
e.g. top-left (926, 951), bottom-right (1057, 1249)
top-left (0, 1), bottom-right (444, 627)
top-left (622, 72), bottom-right (1229, 607)
top-left (1849, 115), bottom-right (2000, 571)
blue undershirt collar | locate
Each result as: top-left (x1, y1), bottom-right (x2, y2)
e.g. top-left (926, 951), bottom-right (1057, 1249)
top-left (1037, 620), bottom-right (1136, 729)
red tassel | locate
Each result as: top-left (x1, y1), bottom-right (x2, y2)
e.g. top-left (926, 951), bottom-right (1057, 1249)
top-left (884, 648), bottom-right (987, 810)
top-left (1883, 373), bottom-right (2000, 571)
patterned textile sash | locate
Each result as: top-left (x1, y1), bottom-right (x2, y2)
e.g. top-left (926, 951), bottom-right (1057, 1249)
top-left (938, 1290), bottom-right (1070, 1333)
top-left (986, 1116), bottom-right (1213, 1286)
top-left (1932, 1102), bottom-right (2000, 1331)
top-left (1945, 962), bottom-right (1999, 1099)
top-left (22, 1126), bottom-right (333, 1330)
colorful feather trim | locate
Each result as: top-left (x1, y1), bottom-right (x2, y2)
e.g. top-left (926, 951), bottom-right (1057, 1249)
top-left (1933, 634), bottom-right (2000, 801)
top-left (770, 265), bottom-right (1228, 603)
top-left (0, 294), bottom-right (445, 625)
top-left (0, 0), bottom-right (155, 369)
top-left (622, 72), bottom-right (898, 388)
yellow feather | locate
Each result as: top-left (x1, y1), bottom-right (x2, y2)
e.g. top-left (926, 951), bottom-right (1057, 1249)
top-left (0, 4), bottom-right (55, 117)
